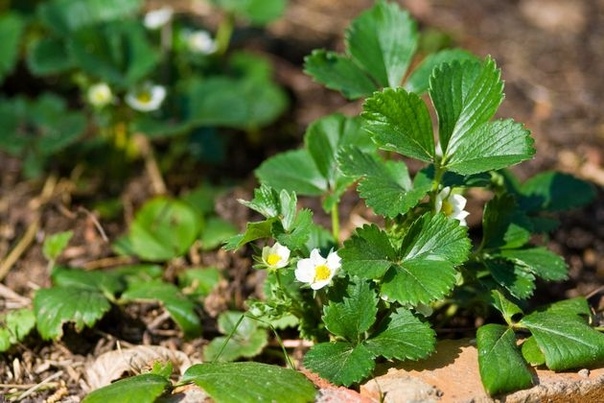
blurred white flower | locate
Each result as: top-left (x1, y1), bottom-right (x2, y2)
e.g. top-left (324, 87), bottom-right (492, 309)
top-left (144, 7), bottom-right (173, 29)
top-left (87, 83), bottom-right (113, 107)
top-left (295, 249), bottom-right (341, 290)
top-left (261, 242), bottom-right (291, 269)
top-left (125, 83), bottom-right (166, 112)
top-left (186, 30), bottom-right (217, 54)
top-left (434, 186), bottom-right (470, 226)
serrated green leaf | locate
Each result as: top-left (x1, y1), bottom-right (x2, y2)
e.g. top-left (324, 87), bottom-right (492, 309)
top-left (404, 49), bottom-right (477, 94)
top-left (490, 290), bottom-right (523, 325)
top-left (183, 362), bottom-right (316, 403)
top-left (34, 287), bottom-right (111, 340)
top-left (43, 231), bottom-right (73, 261)
top-left (499, 247), bottom-right (568, 281)
top-left (430, 57), bottom-right (503, 154)
top-left (381, 214), bottom-right (470, 305)
top-left (481, 194), bottom-right (532, 250)
top-left (442, 119), bottom-right (535, 175)
top-left (304, 50), bottom-right (377, 99)
top-left (51, 266), bottom-right (124, 296)
top-left (275, 209), bottom-right (314, 251)
top-left (239, 184), bottom-right (281, 218)
top-left (0, 12), bottom-right (25, 81)
top-left (303, 342), bottom-right (375, 387)
top-left (520, 171), bottom-right (596, 212)
top-left (323, 279), bottom-right (378, 341)
top-left (256, 149), bottom-right (326, 196)
top-left (521, 336), bottom-right (546, 366)
top-left (362, 88), bottom-right (434, 162)
top-left (122, 281), bottom-right (201, 338)
top-left (339, 147), bottom-right (429, 217)
top-left (26, 37), bottom-right (74, 76)
top-left (484, 258), bottom-right (536, 300)
top-left (347, 1), bottom-right (417, 88)
top-left (0, 309), bottom-right (36, 352)
top-left (365, 308), bottom-right (435, 361)
top-left (477, 324), bottom-right (534, 396)
top-left (520, 302), bottom-right (604, 371)
top-left (340, 225), bottom-right (397, 279)
top-left (127, 197), bottom-right (202, 261)
top-left (82, 373), bottom-right (170, 403)
top-left (224, 219), bottom-right (276, 250)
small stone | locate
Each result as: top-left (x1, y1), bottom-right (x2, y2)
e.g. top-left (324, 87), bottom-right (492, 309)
top-left (578, 368), bottom-right (590, 378)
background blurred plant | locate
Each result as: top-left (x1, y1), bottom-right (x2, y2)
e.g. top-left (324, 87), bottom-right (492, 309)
top-left (0, 0), bottom-right (288, 179)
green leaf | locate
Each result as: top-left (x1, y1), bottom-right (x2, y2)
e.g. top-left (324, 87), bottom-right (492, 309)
top-left (365, 308), bottom-right (435, 361)
top-left (183, 362), bottom-right (316, 403)
top-left (520, 171), bottom-right (596, 212)
top-left (275, 209), bottom-right (315, 251)
top-left (200, 217), bottom-right (238, 251)
top-left (255, 149), bottom-right (326, 196)
top-left (0, 12), bottom-right (25, 82)
top-left (404, 49), bottom-right (477, 94)
top-left (347, 1), bottom-right (418, 88)
top-left (477, 324), bottom-right (534, 396)
top-left (362, 88), bottom-right (434, 162)
top-left (484, 258), bottom-right (536, 300)
top-left (520, 300), bottom-right (604, 370)
top-left (521, 336), bottom-right (546, 366)
top-left (42, 231), bottom-right (73, 261)
top-left (381, 214), bottom-right (470, 305)
top-left (340, 225), bottom-right (397, 279)
top-left (430, 57), bottom-right (503, 154)
top-left (38, 0), bottom-right (143, 35)
top-left (224, 219), bottom-right (276, 250)
top-left (27, 37), bottom-right (74, 76)
top-left (127, 197), bottom-right (202, 261)
top-left (489, 290), bottom-right (523, 325)
top-left (239, 184), bottom-right (281, 218)
top-left (51, 266), bottom-right (124, 296)
top-left (121, 281), bottom-right (201, 338)
top-left (204, 312), bottom-right (267, 362)
top-left (303, 342), bottom-right (375, 387)
top-left (304, 50), bottom-right (377, 99)
top-left (0, 309), bottom-right (36, 352)
top-left (339, 147), bottom-right (430, 217)
top-left (499, 247), bottom-right (568, 281)
top-left (34, 287), bottom-right (111, 340)
top-left (178, 267), bottom-right (221, 299)
top-left (82, 373), bottom-right (170, 403)
top-left (323, 279), bottom-right (378, 341)
top-left (210, 0), bottom-right (286, 25)
top-left (481, 194), bottom-right (532, 250)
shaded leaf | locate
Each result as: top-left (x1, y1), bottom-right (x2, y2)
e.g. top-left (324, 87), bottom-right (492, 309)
top-left (520, 171), bottom-right (596, 212)
top-left (82, 373), bottom-right (170, 403)
top-left (303, 342), bottom-right (375, 387)
top-left (499, 247), bottom-right (568, 281)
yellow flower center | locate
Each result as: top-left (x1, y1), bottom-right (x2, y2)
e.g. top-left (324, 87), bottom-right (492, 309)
top-left (266, 253), bottom-right (281, 267)
top-left (314, 264), bottom-right (331, 282)
top-left (137, 91), bottom-right (152, 103)
top-left (442, 199), bottom-right (454, 216)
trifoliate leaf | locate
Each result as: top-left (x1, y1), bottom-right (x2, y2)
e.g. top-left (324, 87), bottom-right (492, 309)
top-left (520, 300), bottom-right (604, 370)
top-left (183, 362), bottom-right (316, 403)
top-left (275, 209), bottom-right (315, 253)
top-left (365, 308), bottom-right (435, 361)
top-left (256, 149), bottom-right (326, 196)
top-left (304, 50), bottom-right (378, 100)
top-left (42, 231), bottom-right (73, 261)
top-left (121, 281), bottom-right (201, 338)
top-left (521, 336), bottom-right (546, 366)
top-left (340, 224), bottom-right (397, 279)
top-left (484, 258), bottom-right (536, 300)
top-left (338, 147), bottom-right (430, 217)
top-left (82, 373), bottom-right (170, 403)
top-left (362, 88), bottom-right (434, 162)
top-left (404, 49), bottom-right (477, 94)
top-left (519, 171), bottom-right (596, 212)
top-left (499, 247), bottom-right (568, 281)
top-left (481, 194), bottom-right (532, 250)
top-left (0, 309), bottom-right (36, 352)
top-left (477, 324), bottom-right (534, 396)
top-left (382, 214), bottom-right (470, 304)
top-left (323, 279), bottom-right (378, 341)
top-left (127, 197), bottom-right (202, 262)
top-left (489, 290), bottom-right (523, 325)
top-left (430, 57), bottom-right (503, 154)
top-left (34, 287), bottom-right (111, 340)
top-left (303, 342), bottom-right (375, 387)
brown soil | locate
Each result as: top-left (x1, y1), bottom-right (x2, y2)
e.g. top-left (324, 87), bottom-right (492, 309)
top-left (1, 0), bottom-right (603, 401)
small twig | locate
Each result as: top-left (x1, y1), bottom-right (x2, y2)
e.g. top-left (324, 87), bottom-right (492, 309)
top-left (0, 219), bottom-right (39, 281)
top-left (16, 370), bottom-right (63, 401)
top-left (77, 206), bottom-right (109, 242)
top-left (134, 134), bottom-right (167, 196)
top-left (0, 283), bottom-right (31, 307)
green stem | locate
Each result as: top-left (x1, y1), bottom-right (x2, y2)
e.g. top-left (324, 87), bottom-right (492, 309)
top-left (215, 12), bottom-right (235, 56)
top-left (331, 202), bottom-right (340, 245)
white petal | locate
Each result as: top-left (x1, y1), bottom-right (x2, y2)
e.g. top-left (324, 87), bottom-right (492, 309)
top-left (295, 259), bottom-right (315, 283)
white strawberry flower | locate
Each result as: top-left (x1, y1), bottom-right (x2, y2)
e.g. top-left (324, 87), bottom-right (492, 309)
top-left (434, 186), bottom-right (470, 226)
top-left (87, 83), bottom-right (113, 108)
top-left (144, 7), bottom-right (173, 30)
top-left (261, 242), bottom-right (291, 270)
top-left (125, 83), bottom-right (166, 112)
top-left (295, 249), bottom-right (341, 290)
top-left (186, 30), bottom-right (217, 54)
